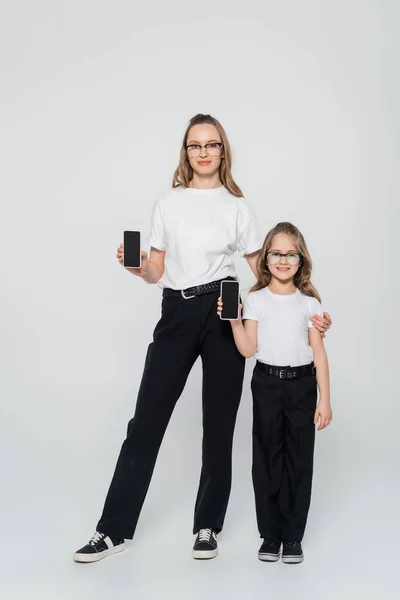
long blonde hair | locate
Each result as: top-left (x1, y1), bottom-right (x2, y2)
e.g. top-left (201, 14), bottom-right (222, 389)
top-left (251, 222), bottom-right (321, 302)
top-left (172, 113), bottom-right (243, 197)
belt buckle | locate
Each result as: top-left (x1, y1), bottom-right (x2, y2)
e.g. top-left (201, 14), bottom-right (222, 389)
top-left (181, 288), bottom-right (196, 300)
top-left (279, 369), bottom-right (286, 379)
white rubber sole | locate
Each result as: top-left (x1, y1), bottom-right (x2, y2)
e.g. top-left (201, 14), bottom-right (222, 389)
top-left (282, 553), bottom-right (304, 564)
top-left (258, 552), bottom-right (281, 562)
top-left (192, 548), bottom-right (218, 560)
top-left (73, 543), bottom-right (125, 563)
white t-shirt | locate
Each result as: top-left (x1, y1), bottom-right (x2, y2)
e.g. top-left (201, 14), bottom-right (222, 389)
top-left (242, 287), bottom-right (323, 367)
top-left (148, 186), bottom-right (263, 290)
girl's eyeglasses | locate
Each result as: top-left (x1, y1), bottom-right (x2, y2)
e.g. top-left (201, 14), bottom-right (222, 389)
top-left (266, 252), bottom-right (302, 266)
top-left (186, 143), bottom-right (223, 158)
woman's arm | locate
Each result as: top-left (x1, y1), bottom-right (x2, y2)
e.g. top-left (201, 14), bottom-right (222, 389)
top-left (140, 248), bottom-right (165, 284)
top-left (308, 328), bottom-right (332, 430)
top-left (244, 250), bottom-right (260, 278)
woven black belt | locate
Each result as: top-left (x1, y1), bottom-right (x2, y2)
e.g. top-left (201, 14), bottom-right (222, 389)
top-left (162, 277), bottom-right (237, 299)
top-left (256, 361), bottom-right (316, 380)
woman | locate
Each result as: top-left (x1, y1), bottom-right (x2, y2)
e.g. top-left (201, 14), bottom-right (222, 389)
top-left (73, 114), bottom-right (331, 563)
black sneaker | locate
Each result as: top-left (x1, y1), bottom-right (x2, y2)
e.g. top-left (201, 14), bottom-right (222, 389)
top-left (258, 538), bottom-right (281, 562)
top-left (282, 540), bottom-right (304, 563)
top-left (192, 528), bottom-right (218, 559)
top-left (73, 532), bottom-right (125, 563)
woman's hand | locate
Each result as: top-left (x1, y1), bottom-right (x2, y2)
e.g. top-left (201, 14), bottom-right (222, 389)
top-left (116, 244), bottom-right (148, 278)
top-left (314, 401), bottom-right (332, 431)
top-left (310, 312), bottom-right (332, 338)
top-left (217, 297), bottom-right (242, 323)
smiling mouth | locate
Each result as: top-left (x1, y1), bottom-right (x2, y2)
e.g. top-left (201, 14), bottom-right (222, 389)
top-left (276, 267), bottom-right (290, 271)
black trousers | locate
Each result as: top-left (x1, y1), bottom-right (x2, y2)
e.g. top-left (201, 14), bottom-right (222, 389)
top-left (251, 362), bottom-right (317, 541)
top-left (97, 291), bottom-right (245, 539)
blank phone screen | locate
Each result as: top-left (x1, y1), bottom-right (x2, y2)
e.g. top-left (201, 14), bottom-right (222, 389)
top-left (221, 281), bottom-right (239, 319)
top-left (123, 231), bottom-right (141, 268)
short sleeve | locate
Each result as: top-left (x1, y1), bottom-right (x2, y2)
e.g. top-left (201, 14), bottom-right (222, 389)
top-left (307, 297), bottom-right (324, 328)
top-left (242, 291), bottom-right (259, 321)
top-left (236, 199), bottom-right (263, 257)
top-left (148, 195), bottom-right (165, 251)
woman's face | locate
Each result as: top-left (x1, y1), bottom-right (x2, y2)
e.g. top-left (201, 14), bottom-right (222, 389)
top-left (186, 124), bottom-right (224, 178)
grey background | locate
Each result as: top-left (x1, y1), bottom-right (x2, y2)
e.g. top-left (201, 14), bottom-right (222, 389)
top-left (0, 1), bottom-right (398, 598)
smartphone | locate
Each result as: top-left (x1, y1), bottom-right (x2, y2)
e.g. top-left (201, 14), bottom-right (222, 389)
top-left (220, 280), bottom-right (240, 320)
top-left (123, 231), bottom-right (141, 268)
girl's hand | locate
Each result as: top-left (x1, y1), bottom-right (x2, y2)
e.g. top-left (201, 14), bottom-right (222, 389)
top-left (116, 244), bottom-right (148, 278)
top-left (310, 312), bottom-right (332, 338)
top-left (217, 297), bottom-right (242, 322)
top-left (314, 401), bottom-right (332, 431)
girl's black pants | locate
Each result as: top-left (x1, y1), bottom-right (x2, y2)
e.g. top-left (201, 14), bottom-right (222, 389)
top-left (251, 361), bottom-right (317, 541)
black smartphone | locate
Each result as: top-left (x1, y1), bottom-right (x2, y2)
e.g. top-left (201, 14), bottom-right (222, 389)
top-left (123, 231), bottom-right (141, 268)
top-left (220, 280), bottom-right (240, 320)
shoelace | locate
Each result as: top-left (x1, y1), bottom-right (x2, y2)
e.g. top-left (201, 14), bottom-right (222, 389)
top-left (284, 541), bottom-right (298, 548)
top-left (89, 532), bottom-right (105, 546)
top-left (198, 528), bottom-right (213, 542)
top-left (264, 538), bottom-right (279, 547)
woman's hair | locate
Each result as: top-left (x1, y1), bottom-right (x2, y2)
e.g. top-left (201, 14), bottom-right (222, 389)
top-left (172, 113), bottom-right (243, 197)
top-left (251, 222), bottom-right (321, 302)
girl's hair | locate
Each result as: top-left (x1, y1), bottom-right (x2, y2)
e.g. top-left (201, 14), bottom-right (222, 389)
top-left (251, 222), bottom-right (321, 302)
top-left (172, 113), bottom-right (243, 197)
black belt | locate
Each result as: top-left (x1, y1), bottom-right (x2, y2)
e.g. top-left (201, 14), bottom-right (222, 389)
top-left (256, 361), bottom-right (316, 380)
top-left (162, 277), bottom-right (237, 299)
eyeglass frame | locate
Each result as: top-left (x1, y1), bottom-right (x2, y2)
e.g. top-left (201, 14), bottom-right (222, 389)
top-left (266, 251), bottom-right (303, 265)
top-left (185, 142), bottom-right (224, 157)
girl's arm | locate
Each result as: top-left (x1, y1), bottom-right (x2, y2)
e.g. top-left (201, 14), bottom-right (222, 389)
top-left (217, 299), bottom-right (257, 358)
top-left (308, 328), bottom-right (332, 430)
top-left (231, 318), bottom-right (258, 358)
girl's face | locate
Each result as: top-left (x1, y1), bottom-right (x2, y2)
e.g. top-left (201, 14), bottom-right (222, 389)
top-left (267, 233), bottom-right (301, 283)
top-left (186, 124), bottom-right (224, 179)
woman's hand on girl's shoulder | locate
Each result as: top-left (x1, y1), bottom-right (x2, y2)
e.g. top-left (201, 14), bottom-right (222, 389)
top-left (310, 312), bottom-right (332, 338)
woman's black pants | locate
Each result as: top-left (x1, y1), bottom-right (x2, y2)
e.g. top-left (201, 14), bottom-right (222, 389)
top-left (96, 291), bottom-right (245, 539)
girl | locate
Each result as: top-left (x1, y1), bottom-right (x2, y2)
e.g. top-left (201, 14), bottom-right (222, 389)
top-left (218, 222), bottom-right (332, 564)
top-left (73, 115), bottom-right (331, 563)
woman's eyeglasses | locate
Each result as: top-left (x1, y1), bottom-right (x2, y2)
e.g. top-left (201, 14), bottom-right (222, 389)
top-left (266, 252), bottom-right (302, 266)
top-left (186, 143), bottom-right (223, 158)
